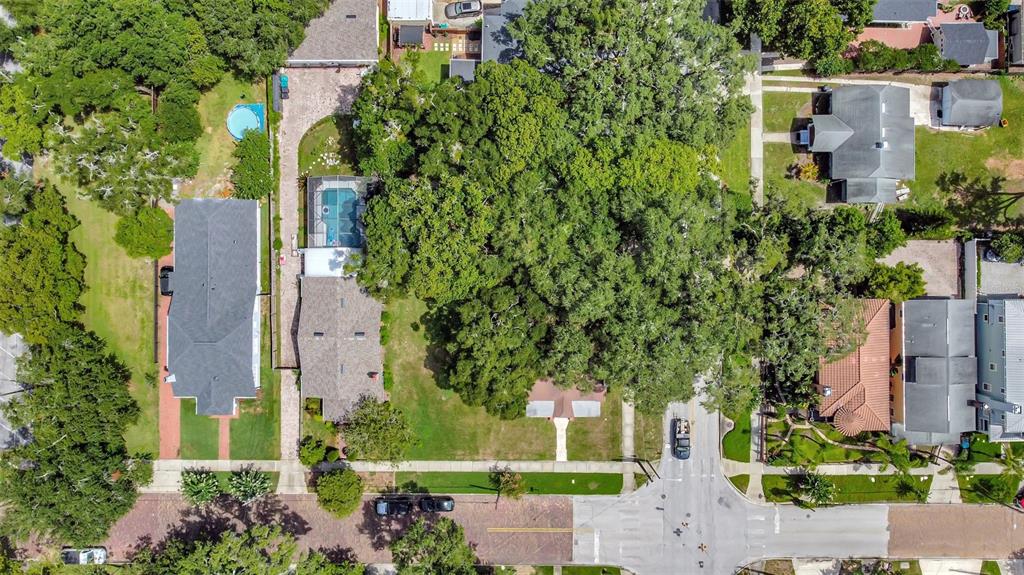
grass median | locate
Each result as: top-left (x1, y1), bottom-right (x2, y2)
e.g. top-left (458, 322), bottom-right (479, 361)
top-left (393, 472), bottom-right (623, 495)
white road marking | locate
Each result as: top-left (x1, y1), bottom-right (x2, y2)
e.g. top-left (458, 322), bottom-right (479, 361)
top-left (594, 530), bottom-right (600, 563)
top-left (774, 508), bottom-right (780, 534)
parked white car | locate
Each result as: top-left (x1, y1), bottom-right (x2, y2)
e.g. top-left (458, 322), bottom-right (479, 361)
top-left (61, 548), bottom-right (108, 565)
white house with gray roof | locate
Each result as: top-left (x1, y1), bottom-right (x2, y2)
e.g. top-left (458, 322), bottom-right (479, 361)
top-left (810, 85), bottom-right (915, 204)
top-left (976, 299), bottom-right (1024, 442)
top-left (167, 199), bottom-right (260, 416)
top-left (892, 299), bottom-right (978, 445)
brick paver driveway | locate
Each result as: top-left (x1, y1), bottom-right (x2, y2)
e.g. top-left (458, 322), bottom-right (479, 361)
top-left (889, 505), bottom-right (1024, 558)
top-left (102, 494), bottom-right (572, 566)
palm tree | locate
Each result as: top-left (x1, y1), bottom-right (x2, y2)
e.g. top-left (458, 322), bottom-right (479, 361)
top-left (798, 469), bottom-right (836, 508)
top-left (874, 436), bottom-right (912, 474)
top-left (1002, 445), bottom-right (1024, 478)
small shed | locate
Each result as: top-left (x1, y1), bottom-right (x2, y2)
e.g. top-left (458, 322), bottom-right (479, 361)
top-left (941, 79), bottom-right (1003, 127)
top-left (449, 58), bottom-right (478, 82)
top-left (397, 24), bottom-right (425, 47)
top-left (932, 22), bottom-right (998, 66)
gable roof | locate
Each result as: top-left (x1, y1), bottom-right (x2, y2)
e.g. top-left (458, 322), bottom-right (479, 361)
top-left (287, 0), bottom-right (378, 66)
top-left (818, 299), bottom-right (892, 435)
top-left (168, 199), bottom-right (259, 416)
top-left (941, 79), bottom-right (1003, 127)
top-left (843, 178), bottom-right (899, 204)
top-left (899, 299), bottom-right (977, 443)
top-left (811, 85), bottom-right (915, 182)
top-left (935, 22), bottom-right (998, 66)
top-left (872, 0), bottom-right (936, 23)
top-left (526, 379), bottom-right (605, 419)
top-left (297, 276), bottom-right (384, 421)
top-left (482, 0), bottom-right (526, 63)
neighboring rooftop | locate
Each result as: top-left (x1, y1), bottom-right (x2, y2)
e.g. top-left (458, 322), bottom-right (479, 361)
top-left (871, 0), bottom-right (936, 23)
top-left (287, 0), bottom-right (379, 66)
top-left (941, 79), bottom-right (1003, 127)
top-left (0, 332), bottom-right (27, 450)
top-left (818, 299), bottom-right (892, 436)
top-left (811, 85), bottom-right (915, 202)
top-left (977, 299), bottom-right (1024, 441)
top-left (933, 22), bottom-right (998, 66)
top-left (167, 199), bottom-right (260, 416)
top-left (526, 379), bottom-right (605, 419)
top-left (482, 0), bottom-right (526, 63)
top-left (449, 58), bottom-right (478, 82)
top-left (388, 0), bottom-right (431, 21)
top-left (895, 299), bottom-right (977, 445)
top-left (297, 276), bottom-right (384, 421)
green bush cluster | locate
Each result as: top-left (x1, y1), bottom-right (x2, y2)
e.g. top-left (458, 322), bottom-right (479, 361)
top-left (993, 232), bottom-right (1024, 263)
top-left (114, 206), bottom-right (174, 259)
top-left (314, 468), bottom-right (363, 518)
top-left (231, 131), bottom-right (272, 200)
top-left (855, 41), bottom-right (960, 73)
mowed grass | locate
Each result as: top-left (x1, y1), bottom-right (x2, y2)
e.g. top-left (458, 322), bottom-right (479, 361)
top-left (298, 115), bottom-right (356, 177)
top-left (179, 399), bottom-right (220, 459)
top-left (909, 76), bottom-right (1024, 217)
top-left (762, 474), bottom-right (932, 504)
top-left (566, 388), bottom-right (622, 461)
top-left (634, 409), bottom-right (664, 462)
top-left (385, 297), bottom-right (555, 460)
top-left (41, 161), bottom-right (159, 456)
top-left (211, 471), bottom-right (280, 492)
top-left (722, 410), bottom-right (751, 462)
top-left (762, 91), bottom-right (812, 134)
top-left (956, 474), bottom-right (1020, 504)
top-left (180, 74), bottom-right (265, 198)
top-left (982, 560), bottom-right (1003, 575)
top-left (409, 50), bottom-right (450, 86)
top-left (729, 474), bottom-right (750, 493)
top-left (230, 309), bottom-right (279, 460)
top-left (720, 114), bottom-right (752, 201)
top-left (395, 471), bottom-right (623, 495)
top-left (764, 143), bottom-right (824, 212)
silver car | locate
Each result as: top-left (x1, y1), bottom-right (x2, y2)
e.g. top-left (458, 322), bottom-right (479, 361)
top-left (444, 1), bottom-right (482, 18)
top-left (62, 548), bottom-right (107, 565)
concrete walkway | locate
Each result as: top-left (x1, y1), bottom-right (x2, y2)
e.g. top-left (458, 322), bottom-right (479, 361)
top-left (763, 132), bottom-right (795, 144)
top-left (746, 411), bottom-right (764, 501)
top-left (927, 471), bottom-right (963, 504)
top-left (763, 85), bottom-right (817, 93)
top-left (746, 71), bottom-right (765, 206)
top-left (621, 400), bottom-right (636, 491)
top-left (554, 418), bottom-right (569, 462)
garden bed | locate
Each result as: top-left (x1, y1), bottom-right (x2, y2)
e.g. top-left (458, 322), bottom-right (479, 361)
top-left (763, 474), bottom-right (932, 504)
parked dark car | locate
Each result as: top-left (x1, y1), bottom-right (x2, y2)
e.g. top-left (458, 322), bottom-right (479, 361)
top-left (375, 497), bottom-right (412, 517)
top-left (159, 266), bottom-right (173, 296)
top-left (444, 0), bottom-right (482, 18)
top-left (671, 418), bottom-right (691, 460)
top-left (419, 496), bottom-right (455, 513)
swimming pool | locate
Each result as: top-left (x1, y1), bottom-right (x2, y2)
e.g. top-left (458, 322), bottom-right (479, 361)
top-left (318, 187), bottom-right (361, 248)
top-left (226, 104), bottom-right (266, 141)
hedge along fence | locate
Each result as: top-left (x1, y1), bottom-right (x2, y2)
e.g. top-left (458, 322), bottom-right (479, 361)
top-left (853, 41), bottom-right (961, 74)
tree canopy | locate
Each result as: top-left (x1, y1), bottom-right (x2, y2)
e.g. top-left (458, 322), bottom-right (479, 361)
top-left (0, 324), bottom-right (146, 544)
top-left (390, 518), bottom-right (477, 575)
top-left (342, 400), bottom-right (415, 461)
top-left (115, 206), bottom-right (174, 259)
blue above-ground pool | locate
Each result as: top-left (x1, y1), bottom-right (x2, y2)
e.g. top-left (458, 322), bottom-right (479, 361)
top-left (226, 104), bottom-right (266, 140)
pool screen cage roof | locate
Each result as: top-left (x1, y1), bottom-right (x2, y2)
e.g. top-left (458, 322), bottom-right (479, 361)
top-left (306, 175), bottom-right (371, 248)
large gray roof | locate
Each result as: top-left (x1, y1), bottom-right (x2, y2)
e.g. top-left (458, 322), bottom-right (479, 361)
top-left (899, 299), bottom-right (977, 444)
top-left (0, 332), bottom-right (27, 450)
top-left (811, 85), bottom-right (915, 183)
top-left (941, 80), bottom-right (1003, 127)
top-left (298, 276), bottom-right (384, 422)
top-left (482, 0), bottom-right (526, 64)
top-left (287, 0), bottom-right (379, 66)
top-left (935, 23), bottom-right (998, 66)
top-left (842, 178), bottom-right (898, 204)
top-left (168, 199), bottom-right (260, 416)
top-left (872, 0), bottom-right (936, 23)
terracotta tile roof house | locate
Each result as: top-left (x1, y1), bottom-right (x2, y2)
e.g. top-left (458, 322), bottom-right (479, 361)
top-left (818, 299), bottom-right (892, 436)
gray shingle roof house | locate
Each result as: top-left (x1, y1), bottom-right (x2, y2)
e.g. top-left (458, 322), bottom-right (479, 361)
top-left (932, 22), bottom-right (998, 67)
top-left (167, 199), bottom-right (260, 416)
top-left (0, 332), bottom-right (27, 450)
top-left (977, 299), bottom-right (1024, 442)
top-left (286, 0), bottom-right (378, 67)
top-left (1010, 6), bottom-right (1024, 66)
top-left (892, 299), bottom-right (978, 445)
top-left (449, 58), bottom-right (478, 82)
top-left (941, 79), bottom-right (1003, 127)
top-left (810, 85), bottom-right (914, 204)
top-left (871, 0), bottom-right (936, 23)
top-left (482, 0), bottom-right (526, 63)
top-left (298, 276), bottom-right (384, 421)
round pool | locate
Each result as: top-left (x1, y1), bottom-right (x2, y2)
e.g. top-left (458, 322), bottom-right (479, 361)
top-left (226, 106), bottom-right (261, 140)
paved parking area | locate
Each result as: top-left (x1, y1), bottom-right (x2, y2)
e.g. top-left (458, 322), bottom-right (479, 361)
top-left (879, 240), bottom-right (960, 297)
top-left (889, 505), bottom-right (1024, 559)
top-left (100, 494), bottom-right (572, 565)
top-left (980, 260), bottom-right (1024, 297)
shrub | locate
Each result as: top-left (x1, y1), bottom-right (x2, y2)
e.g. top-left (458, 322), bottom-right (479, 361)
top-left (273, 236), bottom-right (283, 251)
top-left (895, 206), bottom-right (957, 240)
top-left (181, 469), bottom-right (221, 507)
top-left (157, 99), bottom-right (202, 143)
top-left (343, 399), bottom-right (415, 462)
top-left (855, 40), bottom-right (959, 73)
top-left (865, 262), bottom-right (926, 302)
top-left (114, 206), bottom-right (174, 259)
top-left (983, 0), bottom-right (1011, 31)
top-left (812, 53), bottom-right (853, 77)
top-left (795, 162), bottom-right (819, 182)
top-left (231, 131), bottom-right (272, 200)
top-left (326, 447), bottom-right (341, 462)
top-left (867, 209), bottom-right (907, 257)
top-left (299, 435), bottom-right (328, 467)
top-left (227, 468), bottom-right (272, 504)
top-left (994, 233), bottom-right (1024, 263)
top-left (314, 468), bottom-right (363, 518)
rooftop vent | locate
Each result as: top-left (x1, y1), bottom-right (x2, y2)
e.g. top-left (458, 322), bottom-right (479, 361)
top-left (823, 386), bottom-right (832, 397)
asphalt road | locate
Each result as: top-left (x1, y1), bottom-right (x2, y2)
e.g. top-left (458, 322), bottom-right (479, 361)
top-left (572, 397), bottom-right (891, 574)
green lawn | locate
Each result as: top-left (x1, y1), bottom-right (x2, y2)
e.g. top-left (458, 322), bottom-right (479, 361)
top-left (634, 409), bottom-right (664, 462)
top-left (909, 76), bottom-right (1024, 221)
top-left (298, 115), bottom-right (356, 178)
top-left (762, 474), bottom-right (932, 504)
top-left (386, 298), bottom-right (555, 460)
top-left (763, 143), bottom-right (824, 212)
top-left (966, 432), bottom-right (1004, 464)
top-left (394, 472), bottom-right (623, 495)
top-left (762, 92), bottom-right (812, 134)
top-left (566, 389), bottom-right (622, 461)
top-left (765, 420), bottom-right (888, 466)
top-left (720, 114), bottom-right (752, 200)
top-left (179, 399), bottom-right (220, 460)
top-left (230, 311), bottom-right (279, 460)
top-left (982, 560), bottom-right (1003, 575)
top-left (302, 399), bottom-right (339, 448)
top-left (181, 74), bottom-right (265, 198)
top-left (729, 474), bottom-right (750, 493)
top-left (956, 474), bottom-right (1020, 504)
top-left (408, 50), bottom-right (450, 86)
top-left (42, 161), bottom-right (159, 457)
top-left (211, 471), bottom-right (280, 492)
top-left (722, 410), bottom-right (751, 462)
